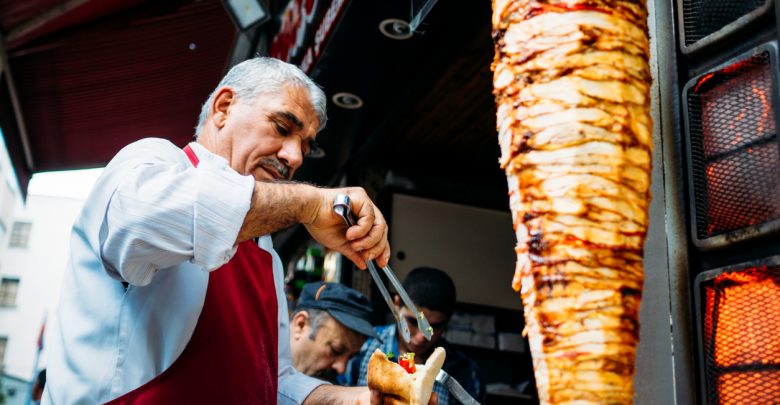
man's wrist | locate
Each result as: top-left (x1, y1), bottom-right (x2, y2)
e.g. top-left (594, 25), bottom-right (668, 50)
top-left (298, 184), bottom-right (323, 225)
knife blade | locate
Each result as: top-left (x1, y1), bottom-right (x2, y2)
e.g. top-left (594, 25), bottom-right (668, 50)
top-left (435, 369), bottom-right (480, 405)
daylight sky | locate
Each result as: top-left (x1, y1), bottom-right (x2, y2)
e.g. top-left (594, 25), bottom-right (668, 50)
top-left (27, 168), bottom-right (104, 200)
top-left (1, 129), bottom-right (104, 200)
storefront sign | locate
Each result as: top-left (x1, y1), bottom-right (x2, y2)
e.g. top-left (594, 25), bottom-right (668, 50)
top-left (270, 0), bottom-right (348, 73)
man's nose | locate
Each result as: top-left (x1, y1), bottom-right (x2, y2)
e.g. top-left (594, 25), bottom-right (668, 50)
top-left (278, 138), bottom-right (303, 170)
top-left (332, 358), bottom-right (347, 374)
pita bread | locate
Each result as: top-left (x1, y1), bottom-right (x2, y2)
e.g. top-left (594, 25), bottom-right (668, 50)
top-left (367, 347), bottom-right (446, 405)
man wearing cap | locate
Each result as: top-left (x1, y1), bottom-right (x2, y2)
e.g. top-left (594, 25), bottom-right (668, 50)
top-left (344, 267), bottom-right (484, 404)
top-left (290, 282), bottom-right (380, 381)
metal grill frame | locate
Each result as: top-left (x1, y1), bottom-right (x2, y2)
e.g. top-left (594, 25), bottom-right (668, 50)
top-left (682, 41), bottom-right (780, 250)
top-left (677, 0), bottom-right (773, 54)
top-left (693, 254), bottom-right (780, 405)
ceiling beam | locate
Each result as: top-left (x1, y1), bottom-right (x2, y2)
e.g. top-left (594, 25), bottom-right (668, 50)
top-left (6, 0), bottom-right (94, 43)
top-left (0, 35), bottom-right (34, 171)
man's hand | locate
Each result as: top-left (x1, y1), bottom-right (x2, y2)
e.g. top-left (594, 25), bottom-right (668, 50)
top-left (303, 187), bottom-right (390, 270)
top-left (236, 181), bottom-right (390, 269)
top-left (236, 182), bottom-right (389, 269)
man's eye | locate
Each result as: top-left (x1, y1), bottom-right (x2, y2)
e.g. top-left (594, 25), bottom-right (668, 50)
top-left (275, 123), bottom-right (291, 136)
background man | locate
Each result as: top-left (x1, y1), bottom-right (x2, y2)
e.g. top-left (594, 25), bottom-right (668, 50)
top-left (290, 282), bottom-right (380, 381)
top-left (344, 267), bottom-right (485, 404)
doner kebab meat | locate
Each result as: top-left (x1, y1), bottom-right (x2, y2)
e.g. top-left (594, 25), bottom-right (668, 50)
top-left (491, 0), bottom-right (652, 404)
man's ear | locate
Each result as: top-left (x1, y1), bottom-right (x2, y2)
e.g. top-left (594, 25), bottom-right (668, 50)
top-left (291, 311), bottom-right (309, 341)
top-left (210, 87), bottom-right (235, 130)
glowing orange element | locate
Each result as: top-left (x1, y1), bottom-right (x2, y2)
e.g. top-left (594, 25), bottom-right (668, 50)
top-left (694, 73), bottom-right (716, 93)
top-left (698, 56), bottom-right (774, 159)
top-left (718, 371), bottom-right (780, 404)
top-left (752, 85), bottom-right (771, 134)
top-left (702, 266), bottom-right (780, 403)
top-left (695, 54), bottom-right (780, 237)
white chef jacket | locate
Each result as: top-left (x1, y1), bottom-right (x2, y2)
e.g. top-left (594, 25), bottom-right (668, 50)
top-left (43, 139), bottom-right (325, 404)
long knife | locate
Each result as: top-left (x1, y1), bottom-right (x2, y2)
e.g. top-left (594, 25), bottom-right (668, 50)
top-left (435, 369), bottom-right (481, 405)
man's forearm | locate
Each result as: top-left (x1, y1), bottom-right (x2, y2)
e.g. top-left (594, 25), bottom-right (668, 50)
top-left (236, 181), bottom-right (320, 243)
top-left (303, 385), bottom-right (371, 405)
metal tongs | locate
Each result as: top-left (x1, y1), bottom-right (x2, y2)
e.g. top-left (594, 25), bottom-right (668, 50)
top-left (333, 194), bottom-right (433, 343)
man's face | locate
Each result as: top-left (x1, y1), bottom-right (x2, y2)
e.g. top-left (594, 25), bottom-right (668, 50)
top-left (290, 312), bottom-right (365, 376)
top-left (217, 85), bottom-right (319, 181)
top-left (396, 305), bottom-right (449, 359)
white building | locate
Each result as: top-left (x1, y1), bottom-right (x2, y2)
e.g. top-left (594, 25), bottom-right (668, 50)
top-left (0, 134), bottom-right (100, 404)
top-left (1, 193), bottom-right (88, 377)
top-left (0, 134), bottom-right (26, 405)
top-left (0, 141), bottom-right (22, 245)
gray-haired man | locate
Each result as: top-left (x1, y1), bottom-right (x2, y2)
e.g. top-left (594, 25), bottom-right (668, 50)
top-left (290, 282), bottom-right (380, 381)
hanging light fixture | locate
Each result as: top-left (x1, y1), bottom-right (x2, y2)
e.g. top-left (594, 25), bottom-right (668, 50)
top-left (332, 92), bottom-right (364, 110)
top-left (224, 0), bottom-right (271, 31)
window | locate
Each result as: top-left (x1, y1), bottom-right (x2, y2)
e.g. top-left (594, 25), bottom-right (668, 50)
top-left (9, 221), bottom-right (31, 248)
top-left (0, 336), bottom-right (6, 370)
top-left (0, 278), bottom-right (19, 307)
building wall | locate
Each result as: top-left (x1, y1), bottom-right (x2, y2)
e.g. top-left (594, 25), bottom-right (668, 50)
top-left (0, 194), bottom-right (86, 381)
top-left (0, 134), bottom-right (23, 267)
top-left (0, 374), bottom-right (29, 405)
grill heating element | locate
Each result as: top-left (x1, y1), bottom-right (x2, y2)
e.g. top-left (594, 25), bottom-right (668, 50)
top-left (673, 1), bottom-right (780, 404)
top-left (695, 258), bottom-right (780, 404)
top-left (684, 43), bottom-right (780, 247)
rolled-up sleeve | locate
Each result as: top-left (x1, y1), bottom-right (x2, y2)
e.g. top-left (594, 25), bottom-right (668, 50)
top-left (191, 162), bottom-right (254, 269)
top-left (278, 369), bottom-right (327, 405)
top-left (99, 139), bottom-right (255, 285)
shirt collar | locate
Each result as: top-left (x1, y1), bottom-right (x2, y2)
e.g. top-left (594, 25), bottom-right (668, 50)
top-left (188, 142), bottom-right (231, 171)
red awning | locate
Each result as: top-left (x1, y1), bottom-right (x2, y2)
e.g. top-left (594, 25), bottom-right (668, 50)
top-left (0, 0), bottom-right (237, 196)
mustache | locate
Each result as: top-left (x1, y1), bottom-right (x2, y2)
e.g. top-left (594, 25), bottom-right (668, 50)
top-left (259, 157), bottom-right (291, 180)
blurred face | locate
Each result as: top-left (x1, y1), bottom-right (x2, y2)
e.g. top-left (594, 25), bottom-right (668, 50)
top-left (396, 304), bottom-right (449, 360)
top-left (210, 84), bottom-right (320, 181)
top-left (290, 311), bottom-right (365, 376)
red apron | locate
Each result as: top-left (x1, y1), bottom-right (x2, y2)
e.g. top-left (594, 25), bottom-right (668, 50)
top-left (107, 145), bottom-right (278, 404)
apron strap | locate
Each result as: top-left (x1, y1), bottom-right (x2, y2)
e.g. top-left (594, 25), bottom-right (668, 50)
top-left (183, 144), bottom-right (199, 167)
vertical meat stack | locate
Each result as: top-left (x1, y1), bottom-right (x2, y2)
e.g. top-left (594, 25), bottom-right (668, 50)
top-left (491, 1), bottom-right (653, 403)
